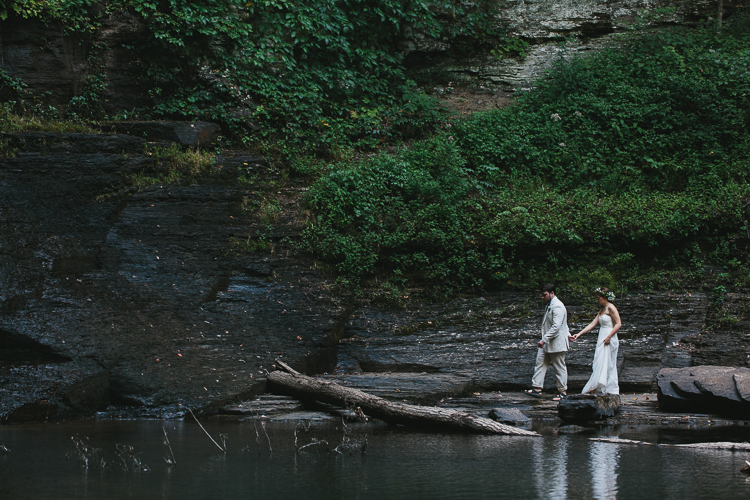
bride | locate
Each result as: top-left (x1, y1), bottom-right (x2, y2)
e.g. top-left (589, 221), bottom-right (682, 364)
top-left (569, 287), bottom-right (622, 395)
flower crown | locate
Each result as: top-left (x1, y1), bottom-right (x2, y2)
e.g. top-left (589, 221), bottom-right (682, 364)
top-left (595, 287), bottom-right (615, 302)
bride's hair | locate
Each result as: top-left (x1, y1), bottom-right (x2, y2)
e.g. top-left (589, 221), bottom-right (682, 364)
top-left (594, 287), bottom-right (615, 303)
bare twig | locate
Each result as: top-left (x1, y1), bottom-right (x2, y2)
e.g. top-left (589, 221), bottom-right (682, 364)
top-left (294, 421), bottom-right (312, 451)
top-left (297, 438), bottom-right (328, 452)
top-left (115, 443), bottom-right (149, 472)
top-left (162, 426), bottom-right (177, 465)
top-left (333, 411), bottom-right (367, 455)
top-left (188, 408), bottom-right (226, 453)
top-left (252, 410), bottom-right (261, 453)
top-left (260, 419), bottom-right (272, 453)
top-left (67, 436), bottom-right (105, 470)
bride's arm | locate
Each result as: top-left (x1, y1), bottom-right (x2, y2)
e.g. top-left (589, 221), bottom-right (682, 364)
top-left (572, 314), bottom-right (599, 340)
top-left (603, 306), bottom-right (622, 344)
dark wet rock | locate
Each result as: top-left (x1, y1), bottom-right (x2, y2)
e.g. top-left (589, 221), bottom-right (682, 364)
top-left (488, 407), bottom-right (531, 425)
top-left (1, 132), bottom-right (145, 154)
top-left (558, 394), bottom-right (621, 422)
top-left (0, 132), bottom-right (346, 421)
top-left (323, 373), bottom-right (473, 404)
top-left (656, 366), bottom-right (750, 415)
top-left (679, 293), bottom-right (750, 368)
top-left (106, 121), bottom-right (222, 147)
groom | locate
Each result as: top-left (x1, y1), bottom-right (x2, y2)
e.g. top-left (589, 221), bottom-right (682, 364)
top-left (525, 283), bottom-right (569, 399)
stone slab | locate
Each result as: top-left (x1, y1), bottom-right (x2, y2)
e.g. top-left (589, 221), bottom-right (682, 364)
top-left (735, 373), bottom-right (750, 403)
top-left (656, 366), bottom-right (750, 416)
top-left (692, 366), bottom-right (748, 403)
top-left (488, 407), bottom-right (531, 425)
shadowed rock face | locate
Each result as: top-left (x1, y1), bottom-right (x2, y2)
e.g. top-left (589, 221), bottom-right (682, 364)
top-left (0, 133), bottom-right (344, 422)
top-left (104, 122), bottom-right (222, 147)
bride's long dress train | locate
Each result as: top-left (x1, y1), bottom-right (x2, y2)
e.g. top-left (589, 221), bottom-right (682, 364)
top-left (581, 313), bottom-right (619, 395)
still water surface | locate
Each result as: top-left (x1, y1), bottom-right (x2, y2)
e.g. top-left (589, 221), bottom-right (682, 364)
top-left (1, 419), bottom-right (749, 499)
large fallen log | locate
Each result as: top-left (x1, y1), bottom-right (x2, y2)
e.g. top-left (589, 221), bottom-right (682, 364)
top-left (266, 365), bottom-right (537, 436)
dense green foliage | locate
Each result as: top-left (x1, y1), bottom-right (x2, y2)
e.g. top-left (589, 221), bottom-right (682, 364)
top-left (304, 16), bottom-right (750, 296)
top-left (1, 0), bottom-right (504, 149)
top-left (4, 1), bottom-right (750, 297)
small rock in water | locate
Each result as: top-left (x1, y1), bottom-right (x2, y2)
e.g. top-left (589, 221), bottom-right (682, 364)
top-left (488, 407), bottom-right (531, 425)
top-left (556, 425), bottom-right (589, 434)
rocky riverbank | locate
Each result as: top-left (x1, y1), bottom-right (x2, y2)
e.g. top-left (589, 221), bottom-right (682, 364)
top-left (1, 128), bottom-right (749, 424)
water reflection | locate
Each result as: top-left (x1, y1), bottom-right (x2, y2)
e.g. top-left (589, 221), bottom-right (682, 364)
top-left (0, 420), bottom-right (748, 499)
top-left (590, 441), bottom-right (619, 500)
top-left (533, 436), bottom-right (569, 499)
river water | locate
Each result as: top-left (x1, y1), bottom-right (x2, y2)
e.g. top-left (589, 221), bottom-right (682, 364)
top-left (1, 419), bottom-right (749, 499)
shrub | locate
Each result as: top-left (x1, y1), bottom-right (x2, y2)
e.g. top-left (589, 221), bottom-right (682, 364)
top-left (304, 13), bottom-right (750, 294)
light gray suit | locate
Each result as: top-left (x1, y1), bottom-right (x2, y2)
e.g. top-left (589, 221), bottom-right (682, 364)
top-left (532, 296), bottom-right (569, 392)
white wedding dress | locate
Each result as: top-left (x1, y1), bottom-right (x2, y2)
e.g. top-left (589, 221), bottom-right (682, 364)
top-left (581, 313), bottom-right (619, 395)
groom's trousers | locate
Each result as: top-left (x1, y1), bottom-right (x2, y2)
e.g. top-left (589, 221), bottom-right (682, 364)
top-left (531, 349), bottom-right (568, 392)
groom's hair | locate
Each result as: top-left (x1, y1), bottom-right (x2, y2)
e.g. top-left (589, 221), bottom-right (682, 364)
top-left (541, 283), bottom-right (556, 294)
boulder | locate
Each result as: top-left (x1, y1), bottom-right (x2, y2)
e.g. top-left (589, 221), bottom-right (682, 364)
top-left (557, 394), bottom-right (620, 422)
top-left (656, 366), bottom-right (750, 415)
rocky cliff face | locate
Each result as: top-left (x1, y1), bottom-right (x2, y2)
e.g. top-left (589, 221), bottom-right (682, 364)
top-left (403, 0), bottom-right (721, 88)
top-left (0, 131), bottom-right (346, 422)
top-left (0, 11), bottom-right (151, 113)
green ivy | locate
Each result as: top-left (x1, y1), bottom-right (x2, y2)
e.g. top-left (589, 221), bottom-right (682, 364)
top-left (1, 0), bottom-right (508, 148)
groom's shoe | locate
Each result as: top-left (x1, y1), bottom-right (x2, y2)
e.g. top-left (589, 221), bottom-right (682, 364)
top-left (552, 393), bottom-right (567, 401)
top-left (524, 389), bottom-right (542, 398)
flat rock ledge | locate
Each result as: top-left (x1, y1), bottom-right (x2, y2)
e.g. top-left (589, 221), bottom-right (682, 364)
top-left (657, 365), bottom-right (750, 415)
top-left (105, 121), bottom-right (221, 146)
